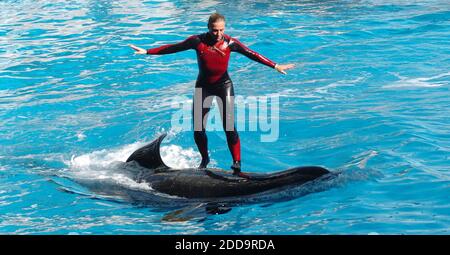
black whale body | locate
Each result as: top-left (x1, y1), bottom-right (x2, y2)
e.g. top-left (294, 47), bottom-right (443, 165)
top-left (126, 134), bottom-right (330, 199)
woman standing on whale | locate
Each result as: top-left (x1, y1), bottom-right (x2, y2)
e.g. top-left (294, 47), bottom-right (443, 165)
top-left (129, 13), bottom-right (294, 178)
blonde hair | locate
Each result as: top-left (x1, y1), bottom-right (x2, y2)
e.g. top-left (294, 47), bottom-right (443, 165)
top-left (208, 13), bottom-right (225, 28)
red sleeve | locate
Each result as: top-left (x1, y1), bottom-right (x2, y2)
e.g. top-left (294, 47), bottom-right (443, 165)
top-left (147, 35), bottom-right (199, 55)
top-left (228, 37), bottom-right (276, 68)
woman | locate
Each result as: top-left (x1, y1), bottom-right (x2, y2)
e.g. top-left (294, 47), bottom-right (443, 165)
top-left (129, 13), bottom-right (294, 177)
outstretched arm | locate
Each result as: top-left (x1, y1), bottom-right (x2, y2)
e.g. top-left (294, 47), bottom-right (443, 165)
top-left (229, 38), bottom-right (295, 74)
top-left (129, 35), bottom-right (199, 55)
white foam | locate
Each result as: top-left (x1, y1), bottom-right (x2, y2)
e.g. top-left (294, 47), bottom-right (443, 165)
top-left (383, 72), bottom-right (450, 89)
top-left (161, 145), bottom-right (200, 169)
top-left (68, 141), bottom-right (145, 170)
top-left (66, 137), bottom-right (203, 191)
top-left (67, 140), bottom-right (148, 190)
top-left (314, 76), bottom-right (366, 94)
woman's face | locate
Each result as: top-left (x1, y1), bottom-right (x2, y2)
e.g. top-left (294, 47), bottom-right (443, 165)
top-left (208, 20), bottom-right (225, 41)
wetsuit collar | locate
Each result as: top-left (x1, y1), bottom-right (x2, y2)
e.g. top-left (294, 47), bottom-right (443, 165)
top-left (206, 32), bottom-right (224, 44)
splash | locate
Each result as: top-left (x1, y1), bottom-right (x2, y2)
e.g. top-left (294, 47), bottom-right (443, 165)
top-left (65, 137), bottom-right (204, 192)
top-left (160, 145), bottom-right (201, 169)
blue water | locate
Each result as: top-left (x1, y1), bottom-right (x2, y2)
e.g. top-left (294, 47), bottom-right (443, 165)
top-left (1, 0), bottom-right (450, 234)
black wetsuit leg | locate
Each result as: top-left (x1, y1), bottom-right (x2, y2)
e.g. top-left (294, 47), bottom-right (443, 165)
top-left (214, 80), bottom-right (240, 162)
top-left (193, 84), bottom-right (214, 168)
top-left (192, 79), bottom-right (241, 169)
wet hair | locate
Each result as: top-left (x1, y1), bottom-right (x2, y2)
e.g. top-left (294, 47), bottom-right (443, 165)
top-left (208, 13), bottom-right (225, 28)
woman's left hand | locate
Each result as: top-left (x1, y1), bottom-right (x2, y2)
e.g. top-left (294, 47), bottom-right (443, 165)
top-left (275, 64), bottom-right (296, 74)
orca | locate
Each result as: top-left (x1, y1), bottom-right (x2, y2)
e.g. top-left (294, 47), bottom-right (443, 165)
top-left (125, 133), bottom-right (331, 199)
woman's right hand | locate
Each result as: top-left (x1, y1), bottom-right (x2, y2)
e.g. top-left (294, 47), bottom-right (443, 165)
top-left (128, 44), bottom-right (147, 54)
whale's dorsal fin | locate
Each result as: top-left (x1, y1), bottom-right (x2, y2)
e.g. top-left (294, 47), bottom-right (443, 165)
top-left (126, 133), bottom-right (169, 170)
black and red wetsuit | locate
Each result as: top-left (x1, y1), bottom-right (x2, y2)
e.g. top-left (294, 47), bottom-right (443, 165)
top-left (147, 32), bottom-right (276, 168)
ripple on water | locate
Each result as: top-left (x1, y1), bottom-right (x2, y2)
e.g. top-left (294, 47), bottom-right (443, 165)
top-left (1, 0), bottom-right (449, 234)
